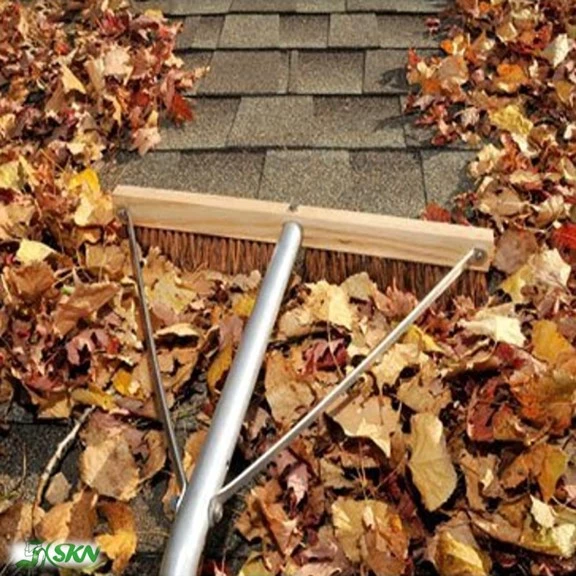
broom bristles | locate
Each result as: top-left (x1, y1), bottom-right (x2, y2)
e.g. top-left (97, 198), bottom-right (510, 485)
top-left (135, 227), bottom-right (488, 304)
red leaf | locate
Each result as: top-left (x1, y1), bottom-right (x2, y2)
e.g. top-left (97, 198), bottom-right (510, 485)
top-left (422, 202), bottom-right (452, 223)
top-left (169, 93), bottom-right (194, 124)
top-left (553, 223), bottom-right (576, 251)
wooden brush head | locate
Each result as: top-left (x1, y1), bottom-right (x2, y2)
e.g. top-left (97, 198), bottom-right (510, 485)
top-left (135, 227), bottom-right (489, 304)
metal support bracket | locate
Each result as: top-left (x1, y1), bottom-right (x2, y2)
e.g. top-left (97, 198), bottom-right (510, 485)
top-left (122, 208), bottom-right (187, 492)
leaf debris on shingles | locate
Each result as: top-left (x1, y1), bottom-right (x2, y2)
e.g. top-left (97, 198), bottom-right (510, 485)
top-left (2, 0), bottom-right (576, 574)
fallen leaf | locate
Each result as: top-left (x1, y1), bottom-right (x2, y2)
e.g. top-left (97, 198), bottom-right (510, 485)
top-left (460, 304), bottom-right (525, 347)
top-left (329, 395), bottom-right (399, 458)
top-left (430, 514), bottom-right (492, 576)
top-left (15, 239), bottom-right (55, 264)
top-left (408, 413), bottom-right (457, 511)
top-left (541, 34), bottom-right (573, 68)
top-left (371, 342), bottom-right (427, 389)
top-left (61, 64), bottom-right (86, 94)
top-left (493, 229), bottom-right (538, 274)
top-left (332, 498), bottom-right (408, 575)
top-left (54, 282), bottom-right (119, 336)
top-left (264, 351), bottom-right (315, 428)
top-left (80, 431), bottom-right (140, 501)
top-left (207, 343), bottom-right (233, 395)
top-left (45, 472), bottom-right (71, 506)
top-left (307, 281), bottom-right (354, 330)
top-left (36, 489), bottom-right (98, 542)
top-left (96, 501), bottom-right (137, 574)
top-left (532, 320), bottom-right (574, 364)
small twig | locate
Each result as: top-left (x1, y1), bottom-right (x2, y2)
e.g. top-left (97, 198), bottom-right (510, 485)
top-left (33, 406), bottom-right (94, 525)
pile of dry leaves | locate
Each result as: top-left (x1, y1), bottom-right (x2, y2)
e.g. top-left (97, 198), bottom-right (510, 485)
top-left (1, 0), bottom-right (576, 575)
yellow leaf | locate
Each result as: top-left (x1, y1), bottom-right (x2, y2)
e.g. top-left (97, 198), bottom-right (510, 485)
top-left (233, 293), bottom-right (255, 318)
top-left (489, 104), bottom-right (533, 151)
top-left (207, 344), bottom-right (233, 394)
top-left (0, 161), bottom-right (21, 191)
top-left (332, 498), bottom-right (408, 575)
top-left (15, 239), bottom-right (55, 264)
top-left (69, 168), bottom-right (100, 195)
top-left (71, 387), bottom-right (116, 411)
top-left (307, 280), bottom-right (354, 330)
top-left (404, 325), bottom-right (444, 353)
top-left (112, 368), bottom-right (136, 398)
top-left (96, 501), bottom-right (137, 574)
top-left (532, 320), bottom-right (574, 364)
top-left (61, 64), bottom-right (86, 94)
top-left (435, 529), bottom-right (492, 576)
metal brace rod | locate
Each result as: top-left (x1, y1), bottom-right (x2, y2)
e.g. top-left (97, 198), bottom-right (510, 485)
top-left (121, 207), bottom-right (187, 492)
top-left (212, 247), bottom-right (483, 510)
top-left (161, 222), bottom-right (303, 576)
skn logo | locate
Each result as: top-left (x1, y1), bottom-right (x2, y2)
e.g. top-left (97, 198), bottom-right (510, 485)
top-left (11, 540), bottom-right (103, 569)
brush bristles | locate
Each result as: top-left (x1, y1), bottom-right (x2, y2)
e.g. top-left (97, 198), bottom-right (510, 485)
top-left (135, 227), bottom-right (488, 304)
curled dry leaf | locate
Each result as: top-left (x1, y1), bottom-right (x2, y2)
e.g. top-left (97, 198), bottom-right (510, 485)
top-left (460, 304), bottom-right (525, 347)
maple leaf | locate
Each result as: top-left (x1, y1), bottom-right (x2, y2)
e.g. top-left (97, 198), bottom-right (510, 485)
top-left (408, 413), bottom-right (457, 511)
top-left (170, 92), bottom-right (194, 124)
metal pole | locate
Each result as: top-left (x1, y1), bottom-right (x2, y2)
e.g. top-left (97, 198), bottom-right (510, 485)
top-left (161, 222), bottom-right (303, 576)
top-left (213, 248), bottom-right (482, 506)
top-left (121, 208), bottom-right (187, 492)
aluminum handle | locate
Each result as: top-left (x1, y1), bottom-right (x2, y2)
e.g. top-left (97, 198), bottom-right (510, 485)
top-left (161, 222), bottom-right (303, 576)
top-left (213, 248), bottom-right (482, 506)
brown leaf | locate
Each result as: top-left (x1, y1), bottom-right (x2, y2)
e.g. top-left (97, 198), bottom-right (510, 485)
top-left (54, 282), bottom-right (119, 336)
top-left (332, 498), bottom-right (408, 575)
top-left (329, 395), bottom-right (399, 458)
top-left (493, 229), bottom-right (538, 275)
top-left (36, 489), bottom-right (98, 542)
top-left (80, 431), bottom-right (140, 501)
top-left (264, 351), bottom-right (315, 428)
